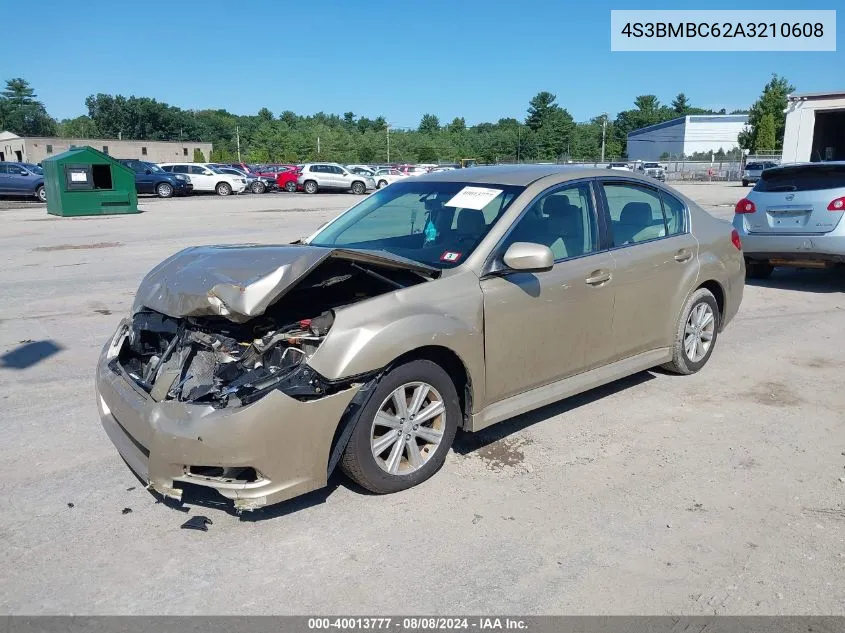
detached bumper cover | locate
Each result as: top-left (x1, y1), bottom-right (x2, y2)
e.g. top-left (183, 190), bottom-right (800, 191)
top-left (96, 347), bottom-right (360, 510)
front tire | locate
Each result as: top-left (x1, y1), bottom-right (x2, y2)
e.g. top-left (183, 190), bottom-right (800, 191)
top-left (215, 182), bottom-right (232, 196)
top-left (284, 181), bottom-right (297, 193)
top-left (303, 180), bottom-right (318, 194)
top-left (156, 182), bottom-right (174, 198)
top-left (341, 360), bottom-right (460, 494)
top-left (377, 180), bottom-right (388, 189)
top-left (351, 181), bottom-right (366, 195)
top-left (742, 179), bottom-right (749, 187)
top-left (35, 185), bottom-right (46, 202)
top-left (661, 287), bottom-right (720, 375)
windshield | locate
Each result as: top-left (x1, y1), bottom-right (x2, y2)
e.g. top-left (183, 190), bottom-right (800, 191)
top-left (309, 180), bottom-right (525, 268)
top-left (23, 163), bottom-right (43, 174)
top-left (643, 163), bottom-right (660, 168)
top-left (144, 162), bottom-right (163, 173)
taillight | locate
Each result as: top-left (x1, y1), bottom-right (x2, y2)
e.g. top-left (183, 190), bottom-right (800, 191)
top-left (734, 198), bottom-right (756, 214)
top-left (731, 228), bottom-right (742, 251)
top-left (828, 197), bottom-right (845, 211)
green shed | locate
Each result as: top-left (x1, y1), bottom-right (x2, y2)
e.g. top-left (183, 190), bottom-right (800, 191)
top-left (42, 146), bottom-right (139, 216)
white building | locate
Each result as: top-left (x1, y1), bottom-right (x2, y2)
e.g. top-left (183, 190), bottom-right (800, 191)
top-left (782, 91), bottom-right (845, 163)
top-left (627, 115), bottom-right (748, 161)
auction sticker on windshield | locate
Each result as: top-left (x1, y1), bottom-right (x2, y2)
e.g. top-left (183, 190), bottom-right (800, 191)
top-left (444, 186), bottom-right (503, 210)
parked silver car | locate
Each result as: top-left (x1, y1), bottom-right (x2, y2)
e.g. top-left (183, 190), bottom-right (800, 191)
top-left (733, 162), bottom-right (845, 277)
top-left (298, 163), bottom-right (375, 194)
top-left (741, 161), bottom-right (778, 187)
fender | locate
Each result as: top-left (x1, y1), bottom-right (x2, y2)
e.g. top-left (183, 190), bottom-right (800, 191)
top-left (306, 270), bottom-right (488, 411)
top-left (308, 312), bottom-right (485, 404)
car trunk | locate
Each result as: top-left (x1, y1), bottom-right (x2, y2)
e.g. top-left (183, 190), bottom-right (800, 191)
top-left (745, 164), bottom-right (845, 234)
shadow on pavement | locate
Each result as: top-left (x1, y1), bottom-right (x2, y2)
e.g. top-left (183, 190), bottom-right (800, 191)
top-left (746, 267), bottom-right (845, 294)
top-left (0, 340), bottom-right (63, 369)
top-left (452, 370), bottom-right (655, 455)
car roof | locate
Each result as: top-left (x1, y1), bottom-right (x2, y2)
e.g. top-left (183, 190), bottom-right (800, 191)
top-left (763, 161), bottom-right (844, 172)
top-left (415, 165), bottom-right (652, 186)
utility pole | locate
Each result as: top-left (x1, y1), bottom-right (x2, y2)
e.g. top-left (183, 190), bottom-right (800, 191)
top-left (600, 114), bottom-right (607, 163)
top-left (517, 125), bottom-right (521, 163)
top-left (386, 123), bottom-right (391, 163)
top-left (317, 136), bottom-right (321, 156)
top-left (236, 126), bottom-right (241, 163)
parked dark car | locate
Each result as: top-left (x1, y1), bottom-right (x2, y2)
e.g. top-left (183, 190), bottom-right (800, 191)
top-left (117, 159), bottom-right (193, 198)
top-left (0, 162), bottom-right (46, 201)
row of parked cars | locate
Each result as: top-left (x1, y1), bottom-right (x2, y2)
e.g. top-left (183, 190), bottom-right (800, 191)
top-left (118, 161), bottom-right (455, 198)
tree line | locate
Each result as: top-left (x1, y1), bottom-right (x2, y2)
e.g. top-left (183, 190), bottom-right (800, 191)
top-left (0, 75), bottom-right (793, 164)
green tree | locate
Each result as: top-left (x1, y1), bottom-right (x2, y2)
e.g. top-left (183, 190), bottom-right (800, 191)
top-left (57, 115), bottom-right (95, 137)
top-left (0, 78), bottom-right (58, 136)
top-left (193, 148), bottom-right (206, 162)
top-left (738, 74), bottom-right (794, 153)
top-left (2, 78), bottom-right (38, 105)
top-left (634, 95), bottom-right (660, 113)
top-left (257, 107), bottom-right (273, 122)
top-left (418, 113), bottom-right (440, 133)
top-left (755, 114), bottom-right (777, 153)
top-left (525, 91), bottom-right (558, 131)
top-left (671, 93), bottom-right (690, 114)
top-left (447, 117), bottom-right (466, 133)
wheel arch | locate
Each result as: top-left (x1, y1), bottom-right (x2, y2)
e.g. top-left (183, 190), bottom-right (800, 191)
top-left (696, 278), bottom-right (726, 330)
top-left (325, 344), bottom-right (473, 478)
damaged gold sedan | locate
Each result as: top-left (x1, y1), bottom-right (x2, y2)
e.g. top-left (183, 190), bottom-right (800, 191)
top-left (96, 166), bottom-right (744, 510)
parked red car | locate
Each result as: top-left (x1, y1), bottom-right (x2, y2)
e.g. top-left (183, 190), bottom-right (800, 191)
top-left (253, 164), bottom-right (301, 192)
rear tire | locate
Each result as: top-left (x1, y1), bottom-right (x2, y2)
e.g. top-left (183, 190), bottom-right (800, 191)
top-left (156, 182), bottom-right (174, 198)
top-left (377, 180), bottom-right (388, 189)
top-left (215, 182), bottom-right (232, 196)
top-left (341, 360), bottom-right (460, 494)
top-left (661, 288), bottom-right (720, 375)
top-left (745, 260), bottom-right (774, 279)
top-left (742, 179), bottom-right (749, 187)
top-left (35, 185), bottom-right (46, 202)
top-left (250, 181), bottom-right (266, 194)
top-left (284, 181), bottom-right (297, 193)
top-left (304, 180), bottom-right (318, 194)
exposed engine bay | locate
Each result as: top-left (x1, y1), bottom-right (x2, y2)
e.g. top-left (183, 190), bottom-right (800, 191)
top-left (111, 257), bottom-right (430, 408)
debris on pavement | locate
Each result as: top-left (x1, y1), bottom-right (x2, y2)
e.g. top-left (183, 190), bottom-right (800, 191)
top-left (181, 516), bottom-right (213, 531)
top-left (122, 507), bottom-right (133, 515)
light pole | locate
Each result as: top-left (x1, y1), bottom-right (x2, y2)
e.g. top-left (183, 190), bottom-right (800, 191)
top-left (600, 113), bottom-right (607, 163)
top-left (386, 123), bottom-right (391, 164)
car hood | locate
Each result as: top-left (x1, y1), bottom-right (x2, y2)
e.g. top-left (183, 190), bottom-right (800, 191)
top-left (132, 244), bottom-right (438, 322)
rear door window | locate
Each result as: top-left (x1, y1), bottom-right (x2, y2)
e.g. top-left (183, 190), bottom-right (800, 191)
top-left (602, 182), bottom-right (667, 246)
top-left (754, 164), bottom-right (845, 192)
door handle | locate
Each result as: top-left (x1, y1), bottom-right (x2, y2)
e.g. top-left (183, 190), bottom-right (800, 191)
top-left (674, 249), bottom-right (693, 263)
top-left (585, 270), bottom-right (612, 286)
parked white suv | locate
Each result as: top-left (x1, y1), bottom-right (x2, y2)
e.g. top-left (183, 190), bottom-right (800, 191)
top-left (297, 163), bottom-right (375, 194)
top-left (159, 163), bottom-right (247, 196)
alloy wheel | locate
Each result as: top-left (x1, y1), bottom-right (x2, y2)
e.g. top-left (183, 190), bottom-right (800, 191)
top-left (684, 302), bottom-right (715, 363)
top-left (370, 382), bottom-right (446, 475)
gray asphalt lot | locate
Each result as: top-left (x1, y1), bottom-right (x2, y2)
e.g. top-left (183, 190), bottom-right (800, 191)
top-left (1, 184), bottom-right (843, 614)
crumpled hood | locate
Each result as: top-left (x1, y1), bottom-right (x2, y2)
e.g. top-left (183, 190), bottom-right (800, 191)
top-left (132, 244), bottom-right (435, 323)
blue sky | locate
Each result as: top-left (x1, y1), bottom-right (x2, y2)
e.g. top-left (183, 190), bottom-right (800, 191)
top-left (4, 0), bottom-right (842, 127)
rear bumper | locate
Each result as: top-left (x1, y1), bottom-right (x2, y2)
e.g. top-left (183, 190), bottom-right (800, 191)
top-left (734, 222), bottom-right (845, 262)
top-left (95, 347), bottom-right (360, 510)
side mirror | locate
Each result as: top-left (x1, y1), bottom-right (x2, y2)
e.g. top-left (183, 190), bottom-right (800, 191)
top-left (502, 242), bottom-right (554, 272)
top-left (204, 171), bottom-right (214, 176)
top-left (145, 169), bottom-right (152, 174)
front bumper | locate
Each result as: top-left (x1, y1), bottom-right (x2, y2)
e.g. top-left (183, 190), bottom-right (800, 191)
top-left (96, 348), bottom-right (360, 510)
top-left (734, 218), bottom-right (845, 262)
